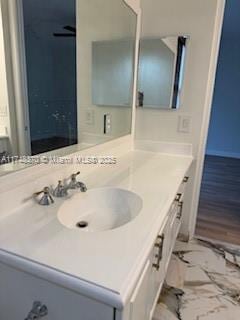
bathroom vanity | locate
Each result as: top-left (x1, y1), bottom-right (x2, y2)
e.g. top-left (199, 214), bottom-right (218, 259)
top-left (0, 0), bottom-right (196, 319)
top-left (0, 148), bottom-right (192, 320)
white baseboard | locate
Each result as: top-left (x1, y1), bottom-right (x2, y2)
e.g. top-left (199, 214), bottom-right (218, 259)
top-left (206, 149), bottom-right (240, 159)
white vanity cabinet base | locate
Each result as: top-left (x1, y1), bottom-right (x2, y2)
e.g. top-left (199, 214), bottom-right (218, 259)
top-left (119, 177), bottom-right (189, 320)
top-left (0, 172), bottom-right (189, 320)
top-left (0, 262), bottom-right (114, 320)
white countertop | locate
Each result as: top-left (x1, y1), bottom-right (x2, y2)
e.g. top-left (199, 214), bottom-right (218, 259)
top-left (0, 150), bottom-right (192, 308)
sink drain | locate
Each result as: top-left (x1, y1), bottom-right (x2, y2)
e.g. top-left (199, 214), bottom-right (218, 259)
top-left (76, 221), bottom-right (88, 229)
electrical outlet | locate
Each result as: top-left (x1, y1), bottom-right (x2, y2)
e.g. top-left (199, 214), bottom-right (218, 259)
top-left (178, 115), bottom-right (191, 133)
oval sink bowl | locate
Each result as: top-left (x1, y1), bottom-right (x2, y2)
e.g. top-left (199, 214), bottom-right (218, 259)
top-left (57, 187), bottom-right (143, 232)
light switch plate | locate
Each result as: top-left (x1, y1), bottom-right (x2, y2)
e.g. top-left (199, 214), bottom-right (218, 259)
top-left (104, 114), bottom-right (111, 134)
top-left (178, 115), bottom-right (191, 133)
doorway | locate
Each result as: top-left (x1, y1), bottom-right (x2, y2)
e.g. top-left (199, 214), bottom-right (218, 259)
top-left (22, 0), bottom-right (78, 155)
top-left (195, 0), bottom-right (240, 245)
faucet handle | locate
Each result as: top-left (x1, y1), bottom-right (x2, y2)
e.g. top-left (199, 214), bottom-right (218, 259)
top-left (53, 180), bottom-right (68, 198)
top-left (71, 171), bottom-right (80, 180)
top-left (25, 301), bottom-right (48, 320)
top-left (34, 187), bottom-right (54, 205)
top-left (34, 187), bottom-right (50, 196)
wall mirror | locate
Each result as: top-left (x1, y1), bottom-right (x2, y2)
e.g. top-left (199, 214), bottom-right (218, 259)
top-left (0, 0), bottom-right (137, 176)
top-left (137, 36), bottom-right (189, 110)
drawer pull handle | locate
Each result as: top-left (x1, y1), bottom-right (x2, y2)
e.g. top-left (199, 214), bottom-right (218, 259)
top-left (183, 176), bottom-right (189, 183)
top-left (177, 201), bottom-right (183, 219)
top-left (25, 301), bottom-right (48, 320)
top-left (153, 234), bottom-right (164, 270)
top-left (175, 193), bottom-right (182, 202)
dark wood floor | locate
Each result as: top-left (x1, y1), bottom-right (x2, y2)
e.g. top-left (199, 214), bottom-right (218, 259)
top-left (195, 155), bottom-right (240, 246)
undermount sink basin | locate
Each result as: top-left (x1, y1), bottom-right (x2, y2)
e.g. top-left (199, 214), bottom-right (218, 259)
top-left (57, 187), bottom-right (143, 232)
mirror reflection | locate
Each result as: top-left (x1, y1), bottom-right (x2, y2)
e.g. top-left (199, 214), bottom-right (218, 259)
top-left (23, 0), bottom-right (78, 155)
top-left (0, 0), bottom-right (137, 175)
top-left (137, 36), bottom-right (188, 109)
top-left (78, 0), bottom-right (136, 147)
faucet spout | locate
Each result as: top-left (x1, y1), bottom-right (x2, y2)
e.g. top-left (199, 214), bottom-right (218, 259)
top-left (67, 172), bottom-right (87, 192)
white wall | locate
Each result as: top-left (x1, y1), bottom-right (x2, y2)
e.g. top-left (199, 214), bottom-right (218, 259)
top-left (0, 1), bottom-right (10, 141)
top-left (136, 0), bottom-right (225, 237)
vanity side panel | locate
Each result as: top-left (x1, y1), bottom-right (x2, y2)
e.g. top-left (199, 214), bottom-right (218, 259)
top-left (0, 262), bottom-right (114, 320)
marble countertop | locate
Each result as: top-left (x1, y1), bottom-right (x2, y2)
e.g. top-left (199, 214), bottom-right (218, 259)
top-left (0, 150), bottom-right (192, 308)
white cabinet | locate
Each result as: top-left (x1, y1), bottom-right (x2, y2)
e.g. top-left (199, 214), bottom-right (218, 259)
top-left (0, 177), bottom-right (189, 320)
top-left (129, 177), bottom-right (188, 320)
top-left (147, 204), bottom-right (180, 319)
top-left (129, 260), bottom-right (151, 320)
top-left (0, 262), bottom-right (114, 320)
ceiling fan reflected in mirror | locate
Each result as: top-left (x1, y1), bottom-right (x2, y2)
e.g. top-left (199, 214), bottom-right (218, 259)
top-left (53, 25), bottom-right (76, 37)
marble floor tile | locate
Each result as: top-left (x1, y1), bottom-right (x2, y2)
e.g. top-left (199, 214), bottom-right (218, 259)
top-left (225, 252), bottom-right (236, 265)
top-left (173, 239), bottom-right (209, 254)
top-left (182, 284), bottom-right (222, 299)
top-left (184, 265), bottom-right (211, 286)
top-left (235, 256), bottom-right (240, 267)
top-left (182, 249), bottom-right (226, 275)
top-left (153, 239), bottom-right (240, 320)
top-left (165, 255), bottom-right (187, 289)
top-left (158, 286), bottom-right (184, 318)
top-left (153, 303), bottom-right (179, 320)
top-left (207, 271), bottom-right (240, 296)
top-left (181, 295), bottom-right (228, 320)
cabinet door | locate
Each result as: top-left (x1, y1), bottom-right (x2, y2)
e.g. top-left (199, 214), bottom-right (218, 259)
top-left (0, 262), bottom-right (114, 320)
top-left (148, 206), bottom-right (180, 318)
top-left (147, 226), bottom-right (167, 318)
top-left (130, 260), bottom-right (151, 320)
top-left (162, 205), bottom-right (179, 273)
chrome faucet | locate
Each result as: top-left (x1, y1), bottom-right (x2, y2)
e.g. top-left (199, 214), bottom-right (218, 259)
top-left (52, 172), bottom-right (87, 198)
top-left (67, 171), bottom-right (87, 192)
top-left (53, 180), bottom-right (68, 198)
top-left (34, 187), bottom-right (54, 206)
top-left (34, 173), bottom-right (87, 205)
